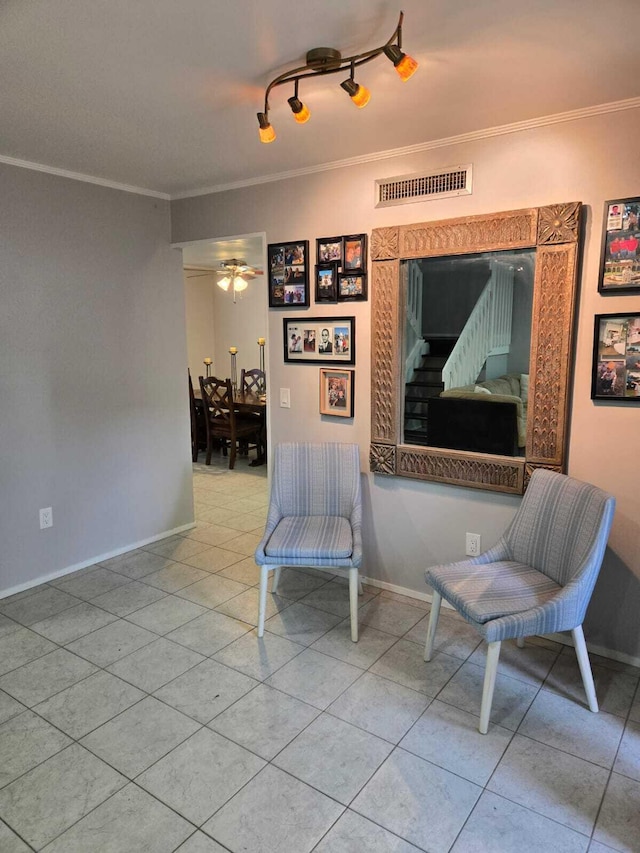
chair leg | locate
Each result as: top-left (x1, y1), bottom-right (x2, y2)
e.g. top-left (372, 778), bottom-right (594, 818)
top-left (229, 441), bottom-right (237, 470)
top-left (349, 568), bottom-right (359, 643)
top-left (424, 590), bottom-right (442, 661)
top-left (573, 625), bottom-right (599, 713)
top-left (358, 577), bottom-right (363, 595)
top-left (516, 636), bottom-right (525, 649)
top-left (272, 566), bottom-right (281, 594)
top-left (479, 640), bottom-right (501, 734)
top-left (257, 565), bottom-right (270, 637)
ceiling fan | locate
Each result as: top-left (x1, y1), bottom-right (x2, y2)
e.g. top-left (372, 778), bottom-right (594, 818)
top-left (185, 258), bottom-right (263, 303)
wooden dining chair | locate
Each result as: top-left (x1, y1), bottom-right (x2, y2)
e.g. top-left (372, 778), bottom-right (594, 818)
top-left (188, 370), bottom-right (198, 462)
top-left (199, 376), bottom-right (262, 469)
top-left (240, 367), bottom-right (267, 460)
top-left (240, 368), bottom-right (265, 395)
top-left (188, 369), bottom-right (207, 462)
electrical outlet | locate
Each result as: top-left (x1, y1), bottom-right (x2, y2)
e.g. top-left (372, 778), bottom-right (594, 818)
top-left (280, 388), bottom-right (291, 408)
top-left (39, 507), bottom-right (53, 529)
top-left (465, 532), bottom-right (481, 556)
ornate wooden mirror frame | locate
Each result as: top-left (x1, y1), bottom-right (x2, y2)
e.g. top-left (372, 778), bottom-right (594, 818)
top-left (369, 202), bottom-right (582, 494)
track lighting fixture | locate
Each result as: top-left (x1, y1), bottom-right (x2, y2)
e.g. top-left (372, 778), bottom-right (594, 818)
top-left (257, 10), bottom-right (417, 143)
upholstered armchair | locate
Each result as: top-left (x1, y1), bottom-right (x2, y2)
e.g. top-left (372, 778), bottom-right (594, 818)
top-left (255, 442), bottom-right (363, 641)
top-left (424, 468), bottom-right (615, 733)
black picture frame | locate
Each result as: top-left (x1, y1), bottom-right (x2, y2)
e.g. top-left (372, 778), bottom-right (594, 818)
top-left (283, 316), bottom-right (356, 366)
top-left (591, 313), bottom-right (640, 401)
top-left (343, 233), bottom-right (367, 272)
top-left (315, 263), bottom-right (339, 303)
top-left (319, 368), bottom-right (355, 418)
top-left (268, 240), bottom-right (310, 307)
top-left (316, 236), bottom-right (343, 265)
top-left (598, 197), bottom-right (640, 294)
top-left (338, 272), bottom-right (367, 302)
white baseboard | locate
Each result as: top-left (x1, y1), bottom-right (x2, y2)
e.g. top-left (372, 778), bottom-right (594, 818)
top-left (0, 522), bottom-right (197, 600)
top-left (544, 631), bottom-right (640, 670)
top-left (361, 575), bottom-right (454, 609)
top-left (361, 576), bottom-right (640, 670)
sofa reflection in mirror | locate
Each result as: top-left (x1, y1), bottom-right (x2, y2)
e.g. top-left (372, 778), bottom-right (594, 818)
top-left (430, 373), bottom-right (529, 457)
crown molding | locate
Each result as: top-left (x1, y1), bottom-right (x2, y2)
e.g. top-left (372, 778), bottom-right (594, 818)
top-left (171, 96), bottom-right (640, 200)
top-left (0, 154), bottom-right (170, 200)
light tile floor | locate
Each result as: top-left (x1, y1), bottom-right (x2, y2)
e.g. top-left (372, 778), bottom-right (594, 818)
top-left (0, 455), bottom-right (639, 852)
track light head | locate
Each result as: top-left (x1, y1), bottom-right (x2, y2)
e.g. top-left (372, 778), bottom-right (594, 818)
top-left (340, 78), bottom-right (371, 108)
top-left (287, 95), bottom-right (311, 123)
top-left (383, 44), bottom-right (418, 81)
top-left (257, 112), bottom-right (276, 143)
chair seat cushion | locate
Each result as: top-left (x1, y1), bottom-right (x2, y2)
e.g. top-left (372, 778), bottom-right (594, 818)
top-left (265, 516), bottom-right (353, 560)
top-left (426, 560), bottom-right (562, 624)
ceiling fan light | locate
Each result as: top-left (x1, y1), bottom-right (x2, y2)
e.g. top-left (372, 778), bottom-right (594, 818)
top-left (233, 276), bottom-right (248, 293)
top-left (340, 78), bottom-right (370, 108)
top-left (383, 44), bottom-right (418, 81)
top-left (287, 96), bottom-right (311, 124)
top-left (217, 276), bottom-right (231, 291)
top-left (257, 112), bottom-right (276, 143)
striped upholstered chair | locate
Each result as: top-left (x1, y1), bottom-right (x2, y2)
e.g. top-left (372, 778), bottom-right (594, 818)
top-left (255, 442), bottom-right (363, 642)
top-left (424, 468), bottom-right (615, 733)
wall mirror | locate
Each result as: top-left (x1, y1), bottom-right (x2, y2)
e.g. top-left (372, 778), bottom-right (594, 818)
top-left (369, 203), bottom-right (582, 494)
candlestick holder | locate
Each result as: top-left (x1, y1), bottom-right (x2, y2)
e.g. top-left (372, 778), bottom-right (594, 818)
top-left (203, 357), bottom-right (212, 378)
top-left (257, 338), bottom-right (266, 393)
top-left (229, 347), bottom-right (238, 392)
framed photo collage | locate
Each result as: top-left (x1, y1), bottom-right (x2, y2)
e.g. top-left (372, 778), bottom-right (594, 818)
top-left (593, 197), bottom-right (640, 405)
top-left (268, 233), bottom-right (367, 419)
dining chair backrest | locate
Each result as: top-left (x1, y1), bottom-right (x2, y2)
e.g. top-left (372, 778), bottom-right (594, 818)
top-left (270, 442), bottom-right (361, 519)
top-left (503, 468), bottom-right (616, 590)
top-left (199, 375), bottom-right (234, 426)
top-left (241, 368), bottom-right (265, 394)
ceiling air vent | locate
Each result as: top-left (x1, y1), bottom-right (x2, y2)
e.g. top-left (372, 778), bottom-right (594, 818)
top-left (375, 164), bottom-right (472, 208)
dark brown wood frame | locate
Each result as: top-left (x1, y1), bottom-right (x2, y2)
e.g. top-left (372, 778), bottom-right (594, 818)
top-left (369, 202), bottom-right (582, 494)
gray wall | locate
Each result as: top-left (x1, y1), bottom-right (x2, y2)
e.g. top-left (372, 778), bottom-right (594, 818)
top-left (171, 108), bottom-right (640, 661)
top-left (0, 164), bottom-right (193, 594)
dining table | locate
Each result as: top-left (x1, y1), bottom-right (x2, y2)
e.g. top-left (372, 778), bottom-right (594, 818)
top-left (193, 387), bottom-right (267, 466)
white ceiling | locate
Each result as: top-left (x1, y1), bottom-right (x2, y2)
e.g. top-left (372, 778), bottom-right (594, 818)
top-left (2, 0), bottom-right (639, 198)
top-left (181, 235), bottom-right (264, 271)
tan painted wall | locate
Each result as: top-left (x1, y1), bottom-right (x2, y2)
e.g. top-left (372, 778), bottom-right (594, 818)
top-left (183, 269), bottom-right (268, 385)
top-left (184, 271), bottom-right (216, 379)
top-left (171, 108), bottom-right (640, 659)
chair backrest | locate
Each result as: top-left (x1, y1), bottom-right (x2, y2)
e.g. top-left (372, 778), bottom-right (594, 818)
top-left (188, 369), bottom-right (197, 451)
top-left (241, 368), bottom-right (265, 394)
top-left (505, 469), bottom-right (615, 589)
top-left (271, 442), bottom-right (361, 519)
top-left (199, 375), bottom-right (234, 426)
top-left (188, 369), bottom-right (196, 410)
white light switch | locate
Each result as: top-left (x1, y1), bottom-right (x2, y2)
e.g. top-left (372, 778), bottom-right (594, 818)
top-left (280, 388), bottom-right (291, 408)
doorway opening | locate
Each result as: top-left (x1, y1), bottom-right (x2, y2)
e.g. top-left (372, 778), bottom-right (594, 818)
top-left (173, 231), bottom-right (268, 473)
